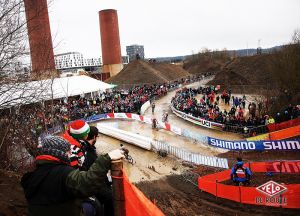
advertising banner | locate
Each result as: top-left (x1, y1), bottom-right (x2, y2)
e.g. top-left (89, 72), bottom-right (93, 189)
top-left (208, 137), bottom-right (300, 151)
top-left (85, 113), bottom-right (108, 122)
top-left (171, 106), bottom-right (223, 129)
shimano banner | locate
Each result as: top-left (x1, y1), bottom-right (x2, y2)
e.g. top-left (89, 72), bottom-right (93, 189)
top-left (208, 137), bottom-right (300, 151)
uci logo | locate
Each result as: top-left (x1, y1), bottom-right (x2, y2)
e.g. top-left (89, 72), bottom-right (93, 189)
top-left (200, 120), bottom-right (211, 127)
top-left (182, 114), bottom-right (187, 119)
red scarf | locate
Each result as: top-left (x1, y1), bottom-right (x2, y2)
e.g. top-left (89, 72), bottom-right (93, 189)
top-left (36, 155), bottom-right (68, 165)
top-left (36, 155), bottom-right (61, 162)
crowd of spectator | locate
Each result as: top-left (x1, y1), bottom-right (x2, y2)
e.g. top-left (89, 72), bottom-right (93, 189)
top-left (171, 86), bottom-right (300, 134)
top-left (5, 74), bottom-right (210, 136)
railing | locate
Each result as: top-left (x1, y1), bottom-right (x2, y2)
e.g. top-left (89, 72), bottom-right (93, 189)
top-left (152, 140), bottom-right (229, 169)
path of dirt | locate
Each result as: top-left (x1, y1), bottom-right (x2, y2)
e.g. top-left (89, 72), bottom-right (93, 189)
top-left (143, 77), bottom-right (244, 140)
top-left (136, 173), bottom-right (300, 216)
top-left (1, 77), bottom-right (299, 216)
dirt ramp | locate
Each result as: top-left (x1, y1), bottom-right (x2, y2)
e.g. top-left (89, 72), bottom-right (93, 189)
top-left (107, 60), bottom-right (190, 86)
top-left (184, 58), bottom-right (227, 75)
top-left (208, 54), bottom-right (277, 92)
top-left (150, 63), bottom-right (190, 80)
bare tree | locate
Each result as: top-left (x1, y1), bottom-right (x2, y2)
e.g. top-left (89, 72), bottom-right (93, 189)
top-left (267, 29), bottom-right (300, 115)
top-left (0, 0), bottom-right (58, 172)
top-left (0, 0), bottom-right (27, 76)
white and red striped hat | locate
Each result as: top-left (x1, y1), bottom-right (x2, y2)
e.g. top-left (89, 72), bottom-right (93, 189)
top-left (69, 120), bottom-right (90, 139)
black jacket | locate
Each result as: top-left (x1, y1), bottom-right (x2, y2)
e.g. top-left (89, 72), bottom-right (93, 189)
top-left (21, 154), bottom-right (111, 216)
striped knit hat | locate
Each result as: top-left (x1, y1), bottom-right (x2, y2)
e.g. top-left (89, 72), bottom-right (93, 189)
top-left (38, 136), bottom-right (70, 163)
top-left (69, 120), bottom-right (90, 139)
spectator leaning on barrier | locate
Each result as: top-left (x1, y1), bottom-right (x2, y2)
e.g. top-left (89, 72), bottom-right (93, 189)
top-left (21, 135), bottom-right (125, 216)
top-left (230, 157), bottom-right (252, 186)
top-left (83, 126), bottom-right (115, 216)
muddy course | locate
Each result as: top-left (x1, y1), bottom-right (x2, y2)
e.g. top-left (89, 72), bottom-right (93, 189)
top-left (1, 54), bottom-right (299, 216)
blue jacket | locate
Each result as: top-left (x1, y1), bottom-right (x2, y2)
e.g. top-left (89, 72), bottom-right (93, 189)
top-left (230, 162), bottom-right (252, 182)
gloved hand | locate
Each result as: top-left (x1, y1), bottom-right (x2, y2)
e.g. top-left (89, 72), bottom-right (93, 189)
top-left (108, 149), bottom-right (125, 160)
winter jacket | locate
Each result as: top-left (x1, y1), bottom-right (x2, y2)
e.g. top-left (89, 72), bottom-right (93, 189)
top-left (80, 141), bottom-right (97, 171)
top-left (21, 154), bottom-right (111, 216)
top-left (230, 163), bottom-right (252, 182)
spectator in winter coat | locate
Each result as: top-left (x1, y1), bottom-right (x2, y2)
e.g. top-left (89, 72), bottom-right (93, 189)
top-left (83, 126), bottom-right (115, 216)
top-left (230, 157), bottom-right (252, 186)
top-left (21, 135), bottom-right (125, 216)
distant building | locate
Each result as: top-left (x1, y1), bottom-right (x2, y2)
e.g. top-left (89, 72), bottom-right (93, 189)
top-left (122, 56), bottom-right (129, 64)
top-left (126, 45), bottom-right (145, 62)
top-left (54, 52), bottom-right (102, 70)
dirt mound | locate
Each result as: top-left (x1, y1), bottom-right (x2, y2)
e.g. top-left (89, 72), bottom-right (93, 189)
top-left (0, 170), bottom-right (27, 216)
top-left (208, 54), bottom-right (277, 92)
top-left (106, 60), bottom-right (190, 86)
top-left (150, 63), bottom-right (191, 81)
top-left (210, 69), bottom-right (251, 86)
top-left (184, 58), bottom-right (228, 75)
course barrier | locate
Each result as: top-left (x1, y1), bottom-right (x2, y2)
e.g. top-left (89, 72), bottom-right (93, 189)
top-left (97, 124), bottom-right (152, 150)
top-left (96, 123), bottom-right (229, 169)
top-left (152, 140), bottom-right (229, 169)
top-left (140, 100), bottom-right (151, 115)
top-left (42, 113), bottom-right (300, 152)
top-left (171, 104), bottom-right (300, 138)
top-left (250, 161), bottom-right (300, 173)
top-left (85, 113), bottom-right (300, 151)
top-left (267, 117), bottom-right (300, 133)
top-left (171, 106), bottom-right (223, 129)
top-left (123, 170), bottom-right (165, 215)
top-left (269, 125), bottom-right (300, 140)
top-left (247, 125), bottom-right (300, 141)
top-left (208, 137), bottom-right (300, 150)
top-left (198, 161), bottom-right (300, 209)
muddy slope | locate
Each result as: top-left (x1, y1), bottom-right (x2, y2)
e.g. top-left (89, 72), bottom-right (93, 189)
top-left (106, 60), bottom-right (190, 86)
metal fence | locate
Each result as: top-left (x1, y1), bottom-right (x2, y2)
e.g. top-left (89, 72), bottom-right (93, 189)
top-left (152, 140), bottom-right (229, 169)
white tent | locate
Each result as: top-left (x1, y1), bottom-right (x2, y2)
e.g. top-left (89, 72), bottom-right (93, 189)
top-left (0, 75), bottom-right (114, 109)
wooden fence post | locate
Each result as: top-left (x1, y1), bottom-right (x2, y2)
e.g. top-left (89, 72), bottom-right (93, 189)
top-left (111, 160), bottom-right (125, 216)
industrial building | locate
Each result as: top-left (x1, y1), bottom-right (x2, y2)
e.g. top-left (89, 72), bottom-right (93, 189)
top-left (54, 52), bottom-right (102, 70)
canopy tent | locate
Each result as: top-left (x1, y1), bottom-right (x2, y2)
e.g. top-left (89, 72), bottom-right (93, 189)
top-left (0, 75), bottom-right (114, 109)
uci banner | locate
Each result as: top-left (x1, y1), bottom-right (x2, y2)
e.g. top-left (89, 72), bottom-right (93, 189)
top-left (208, 137), bottom-right (300, 151)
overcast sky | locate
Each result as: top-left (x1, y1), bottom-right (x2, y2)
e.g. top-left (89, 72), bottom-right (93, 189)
top-left (48, 0), bottom-right (300, 58)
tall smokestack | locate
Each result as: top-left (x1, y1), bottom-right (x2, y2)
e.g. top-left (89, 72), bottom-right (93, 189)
top-left (24, 0), bottom-right (55, 76)
top-left (99, 9), bottom-right (123, 79)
